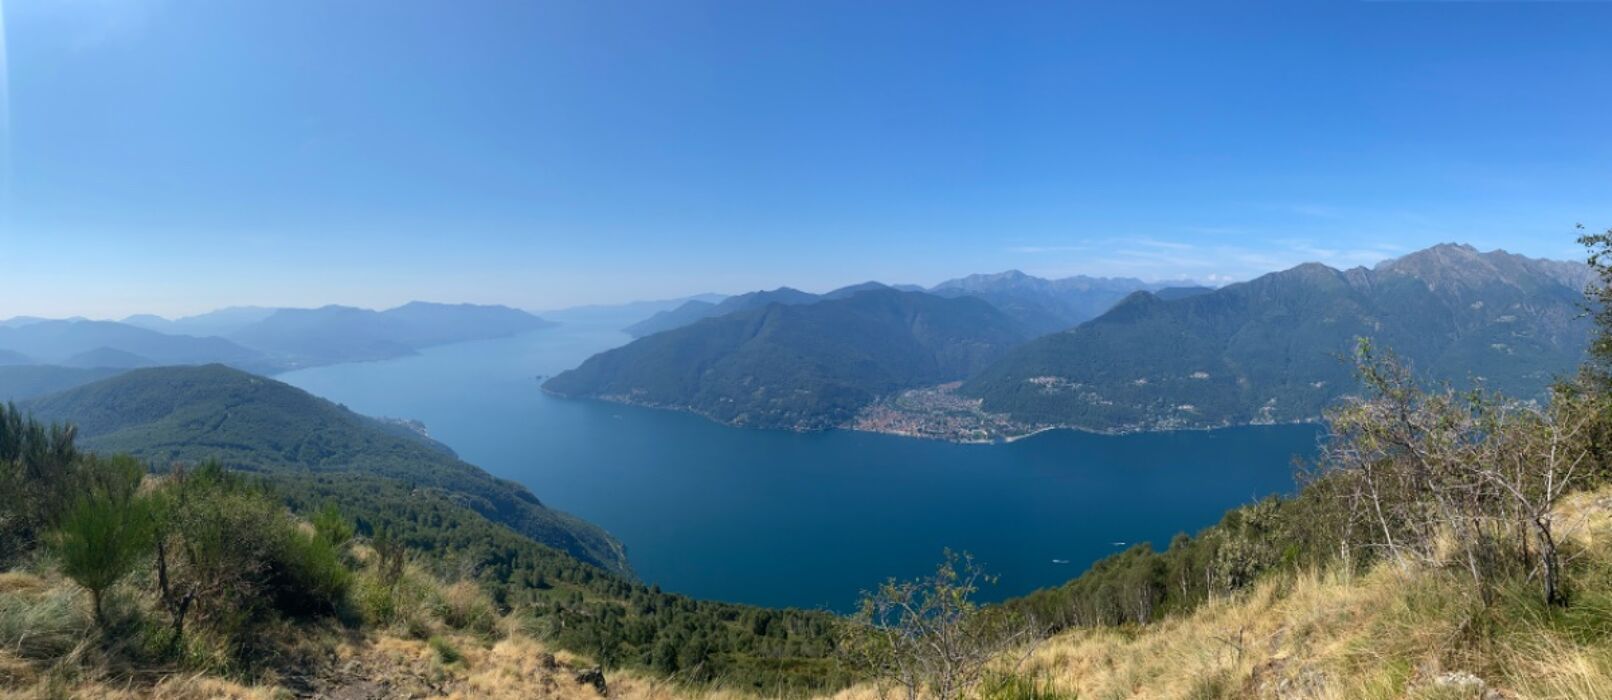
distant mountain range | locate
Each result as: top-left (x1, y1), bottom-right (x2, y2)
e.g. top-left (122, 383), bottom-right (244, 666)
top-left (546, 288), bottom-right (1031, 430)
top-left (21, 364), bottom-right (628, 575)
top-left (0, 320), bottom-right (269, 369)
top-left (0, 302), bottom-right (555, 374)
top-left (541, 293), bottom-right (729, 327)
top-left (623, 275), bottom-right (1199, 338)
top-left (624, 287), bottom-right (822, 337)
top-left (545, 244), bottom-right (1595, 438)
top-left (123, 306), bottom-right (281, 337)
top-left (929, 271), bottom-right (1206, 335)
top-left (961, 244), bottom-right (1595, 432)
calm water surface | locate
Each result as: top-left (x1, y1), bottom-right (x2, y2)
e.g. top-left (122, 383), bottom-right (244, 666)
top-left (280, 324), bottom-right (1320, 610)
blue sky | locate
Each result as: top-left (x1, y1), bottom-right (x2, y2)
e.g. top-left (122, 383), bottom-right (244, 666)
top-left (1, 1), bottom-right (1610, 318)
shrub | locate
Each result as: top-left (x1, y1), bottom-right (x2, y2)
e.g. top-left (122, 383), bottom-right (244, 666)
top-left (50, 455), bottom-right (154, 625)
top-left (438, 581), bottom-right (499, 638)
top-left (428, 635), bottom-right (462, 664)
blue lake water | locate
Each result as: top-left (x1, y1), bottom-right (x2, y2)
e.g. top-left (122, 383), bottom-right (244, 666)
top-left (280, 323), bottom-right (1320, 611)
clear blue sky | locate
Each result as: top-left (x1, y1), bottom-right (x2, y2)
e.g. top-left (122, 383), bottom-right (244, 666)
top-left (1, 1), bottom-right (1609, 318)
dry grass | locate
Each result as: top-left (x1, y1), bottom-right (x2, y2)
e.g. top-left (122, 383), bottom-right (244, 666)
top-left (955, 487), bottom-right (1612, 700)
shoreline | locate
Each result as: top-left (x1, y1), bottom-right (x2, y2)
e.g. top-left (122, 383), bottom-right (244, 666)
top-left (553, 390), bottom-right (1323, 445)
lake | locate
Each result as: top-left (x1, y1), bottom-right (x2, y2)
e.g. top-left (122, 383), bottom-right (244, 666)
top-left (280, 323), bottom-right (1320, 611)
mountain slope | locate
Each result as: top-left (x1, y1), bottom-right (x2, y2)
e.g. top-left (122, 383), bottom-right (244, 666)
top-left (961, 244), bottom-right (1593, 431)
top-left (229, 303), bottom-right (554, 368)
top-left (380, 301), bottom-right (555, 346)
top-left (123, 306), bottom-right (281, 337)
top-left (21, 364), bottom-right (629, 575)
top-left (62, 346), bottom-right (158, 369)
top-left (0, 365), bottom-right (126, 402)
top-left (0, 320), bottom-right (269, 369)
top-left (547, 289), bottom-right (1031, 430)
top-left (929, 271), bottom-right (1188, 335)
top-left (623, 287), bottom-right (818, 337)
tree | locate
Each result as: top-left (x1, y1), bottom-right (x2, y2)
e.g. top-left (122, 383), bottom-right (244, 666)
top-left (1321, 339), bottom-right (1603, 606)
top-left (841, 551), bottom-right (1041, 700)
top-left (51, 454), bottom-right (154, 625)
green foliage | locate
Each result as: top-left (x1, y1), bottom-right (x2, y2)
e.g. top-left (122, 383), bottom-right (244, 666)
top-left (843, 551), bottom-right (1040, 700)
top-left (546, 288), bottom-right (1030, 430)
top-left (428, 634), bottom-right (462, 664)
top-left (0, 403), bottom-right (80, 564)
top-left (20, 364), bottom-right (628, 575)
top-left (50, 454), bottom-right (155, 624)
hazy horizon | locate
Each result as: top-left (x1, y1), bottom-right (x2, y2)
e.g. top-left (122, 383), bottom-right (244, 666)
top-left (3, 1), bottom-right (1609, 317)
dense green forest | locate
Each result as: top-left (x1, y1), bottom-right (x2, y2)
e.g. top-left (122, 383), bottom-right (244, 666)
top-left (20, 364), bottom-right (627, 576)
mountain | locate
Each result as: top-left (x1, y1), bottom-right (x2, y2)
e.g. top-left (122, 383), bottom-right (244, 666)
top-left (227, 302), bottom-right (552, 369)
top-left (928, 271), bottom-right (1191, 335)
top-left (21, 364), bottom-right (629, 575)
top-left (61, 346), bottom-right (158, 369)
top-left (541, 293), bottom-right (728, 327)
top-left (960, 244), bottom-right (1595, 432)
top-left (379, 301), bottom-right (554, 346)
top-left (546, 288), bottom-right (1032, 430)
top-left (0, 349), bottom-right (33, 366)
top-left (0, 365), bottom-right (126, 403)
top-left (623, 287), bottom-right (819, 337)
top-left (0, 316), bottom-right (87, 328)
top-left (0, 320), bottom-right (269, 369)
top-left (123, 306), bottom-right (281, 337)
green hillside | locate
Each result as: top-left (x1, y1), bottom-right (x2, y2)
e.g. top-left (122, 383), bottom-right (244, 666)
top-left (962, 245), bottom-right (1593, 431)
top-left (21, 364), bottom-right (629, 576)
top-left (547, 289), bottom-right (1031, 430)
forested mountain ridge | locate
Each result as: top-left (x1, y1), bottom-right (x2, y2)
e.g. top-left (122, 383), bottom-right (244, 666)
top-left (20, 364), bottom-right (629, 576)
top-left (623, 287), bottom-right (819, 337)
top-left (547, 288), bottom-right (1031, 430)
top-left (960, 244), bottom-right (1594, 432)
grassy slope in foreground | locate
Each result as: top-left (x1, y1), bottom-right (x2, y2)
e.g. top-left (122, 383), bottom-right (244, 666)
top-left (20, 363), bottom-right (629, 577)
top-left (987, 486), bottom-right (1612, 700)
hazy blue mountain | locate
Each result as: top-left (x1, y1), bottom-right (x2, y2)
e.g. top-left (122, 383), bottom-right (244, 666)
top-left (821, 281), bottom-right (897, 299)
top-left (61, 347), bottom-right (158, 369)
top-left (547, 288), bottom-right (1032, 430)
top-left (0, 349), bottom-right (33, 366)
top-left (1154, 286), bottom-right (1216, 301)
top-left (623, 300), bottom-right (719, 337)
top-left (961, 244), bottom-right (1595, 432)
top-left (624, 287), bottom-right (821, 337)
top-left (22, 364), bottom-right (629, 575)
top-left (0, 320), bottom-right (267, 369)
top-left (928, 271), bottom-right (1190, 335)
top-left (0, 316), bottom-right (88, 328)
top-left (228, 302), bottom-right (552, 369)
top-left (541, 293), bottom-right (729, 327)
top-left (123, 306), bottom-right (281, 337)
top-left (0, 365), bottom-right (127, 403)
top-left (229, 306), bottom-right (419, 366)
top-left (379, 301), bottom-right (554, 346)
